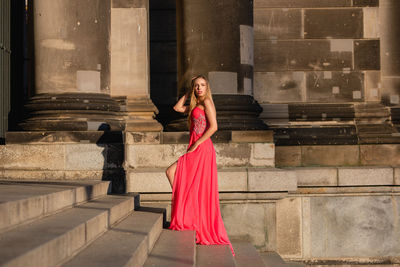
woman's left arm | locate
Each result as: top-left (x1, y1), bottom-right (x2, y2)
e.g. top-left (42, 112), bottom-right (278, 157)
top-left (187, 98), bottom-right (218, 153)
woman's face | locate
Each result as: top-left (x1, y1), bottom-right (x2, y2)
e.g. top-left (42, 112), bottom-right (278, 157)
top-left (194, 78), bottom-right (207, 98)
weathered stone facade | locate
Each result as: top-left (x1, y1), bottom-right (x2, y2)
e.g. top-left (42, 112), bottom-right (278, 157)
top-left (1, 0), bottom-right (400, 265)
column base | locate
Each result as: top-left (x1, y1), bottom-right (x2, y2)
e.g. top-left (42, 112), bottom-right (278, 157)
top-left (165, 94), bottom-right (268, 131)
top-left (114, 96), bottom-right (163, 132)
top-left (19, 93), bottom-right (124, 131)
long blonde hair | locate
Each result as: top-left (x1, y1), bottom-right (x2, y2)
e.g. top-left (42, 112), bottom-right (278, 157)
top-left (187, 75), bottom-right (213, 128)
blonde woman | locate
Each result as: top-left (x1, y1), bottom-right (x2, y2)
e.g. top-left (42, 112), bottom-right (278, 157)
top-left (166, 75), bottom-right (234, 255)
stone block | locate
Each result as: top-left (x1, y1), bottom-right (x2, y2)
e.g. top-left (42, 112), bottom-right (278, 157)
top-left (254, 72), bottom-right (305, 102)
top-left (255, 40), bottom-right (353, 72)
top-left (214, 143), bottom-right (252, 167)
top-left (364, 71), bottom-right (381, 101)
top-left (126, 144), bottom-right (187, 169)
top-left (248, 168), bottom-right (297, 192)
top-left (395, 168), bottom-right (400, 185)
top-left (127, 170), bottom-right (171, 193)
top-left (301, 197), bottom-right (312, 258)
top-left (276, 197), bottom-right (302, 258)
top-left (255, 41), bottom-right (288, 71)
top-left (65, 144), bottom-right (106, 170)
top-left (161, 132), bottom-right (190, 144)
top-left (302, 145), bottom-right (359, 166)
top-left (111, 8), bottom-right (149, 96)
top-left (353, 0), bottom-right (379, 6)
top-left (264, 203), bottom-right (277, 251)
top-left (363, 7), bottom-right (379, 38)
top-left (295, 168), bottom-right (338, 186)
top-left (310, 196), bottom-right (400, 257)
top-left (354, 40), bottom-right (380, 70)
top-left (306, 71), bottom-right (364, 102)
top-left (221, 203), bottom-right (267, 248)
top-left (125, 132), bottom-right (161, 145)
top-left (275, 146), bottom-right (301, 167)
top-left (112, 0), bottom-right (148, 8)
top-left (254, 9), bottom-right (302, 40)
top-left (338, 167), bottom-right (393, 186)
top-left (0, 144), bottom-right (65, 170)
top-left (254, 0), bottom-right (351, 8)
top-left (218, 169), bottom-right (248, 191)
top-left (381, 78), bottom-right (400, 106)
top-left (0, 169), bottom-right (102, 180)
top-left (231, 130), bottom-right (273, 143)
top-left (250, 143), bottom-right (275, 167)
top-left (360, 144), bottom-right (400, 166)
top-left (304, 9), bottom-right (363, 38)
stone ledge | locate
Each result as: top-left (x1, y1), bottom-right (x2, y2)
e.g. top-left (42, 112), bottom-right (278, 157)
top-left (295, 167), bottom-right (337, 186)
top-left (338, 167), bottom-right (394, 186)
top-left (276, 144), bottom-right (400, 167)
top-left (6, 131), bottom-right (124, 144)
top-left (127, 167), bottom-right (297, 193)
top-left (125, 130), bottom-right (274, 144)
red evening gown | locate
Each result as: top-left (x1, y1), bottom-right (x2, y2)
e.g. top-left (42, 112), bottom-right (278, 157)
top-left (169, 106), bottom-right (234, 256)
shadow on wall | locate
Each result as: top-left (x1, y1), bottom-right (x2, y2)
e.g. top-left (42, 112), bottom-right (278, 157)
top-left (96, 123), bottom-right (126, 194)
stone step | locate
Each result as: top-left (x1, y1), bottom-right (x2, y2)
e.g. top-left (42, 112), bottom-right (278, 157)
top-left (0, 180), bottom-right (110, 233)
top-left (143, 229), bottom-right (196, 267)
top-left (232, 242), bottom-right (265, 267)
top-left (62, 210), bottom-right (163, 267)
top-left (196, 244), bottom-right (236, 267)
top-left (0, 195), bottom-right (134, 267)
top-left (127, 168), bottom-right (297, 193)
top-left (260, 252), bottom-right (287, 267)
top-left (260, 252), bottom-right (306, 267)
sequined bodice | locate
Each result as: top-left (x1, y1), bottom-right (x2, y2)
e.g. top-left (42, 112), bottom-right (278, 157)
top-left (191, 107), bottom-right (207, 136)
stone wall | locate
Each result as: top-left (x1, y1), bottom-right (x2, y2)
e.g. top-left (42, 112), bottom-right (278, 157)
top-left (253, 0), bottom-right (380, 105)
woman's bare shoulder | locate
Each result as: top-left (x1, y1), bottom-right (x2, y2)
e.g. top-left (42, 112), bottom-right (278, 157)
top-left (203, 98), bottom-right (214, 108)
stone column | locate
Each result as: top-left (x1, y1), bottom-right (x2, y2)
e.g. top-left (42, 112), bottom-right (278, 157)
top-left (380, 0), bottom-right (400, 109)
top-left (110, 0), bottom-right (162, 132)
top-left (169, 0), bottom-right (266, 131)
top-left (19, 0), bottom-right (123, 131)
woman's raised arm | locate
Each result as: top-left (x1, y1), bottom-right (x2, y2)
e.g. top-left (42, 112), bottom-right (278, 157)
top-left (173, 92), bottom-right (190, 113)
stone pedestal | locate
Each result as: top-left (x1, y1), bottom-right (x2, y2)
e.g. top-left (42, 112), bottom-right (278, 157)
top-left (110, 1), bottom-right (162, 132)
top-left (170, 0), bottom-right (266, 131)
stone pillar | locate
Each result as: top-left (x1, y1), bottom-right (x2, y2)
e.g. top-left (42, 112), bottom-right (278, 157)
top-left (19, 0), bottom-right (123, 131)
top-left (110, 0), bottom-right (162, 132)
top-left (380, 0), bottom-right (400, 127)
top-left (169, 0), bottom-right (266, 131)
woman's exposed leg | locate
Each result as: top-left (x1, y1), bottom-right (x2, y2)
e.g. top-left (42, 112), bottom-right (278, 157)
top-left (165, 161), bottom-right (178, 188)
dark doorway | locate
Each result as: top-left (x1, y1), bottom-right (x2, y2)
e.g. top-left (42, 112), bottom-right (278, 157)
top-left (149, 0), bottom-right (178, 128)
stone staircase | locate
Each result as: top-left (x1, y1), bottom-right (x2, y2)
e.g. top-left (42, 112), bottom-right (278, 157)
top-left (0, 180), bottom-right (283, 267)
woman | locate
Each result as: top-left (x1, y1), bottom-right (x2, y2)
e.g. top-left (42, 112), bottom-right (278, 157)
top-left (166, 75), bottom-right (234, 256)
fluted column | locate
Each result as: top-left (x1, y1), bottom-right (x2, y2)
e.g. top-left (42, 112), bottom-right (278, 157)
top-left (19, 0), bottom-right (124, 131)
top-left (168, 0), bottom-right (266, 131)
